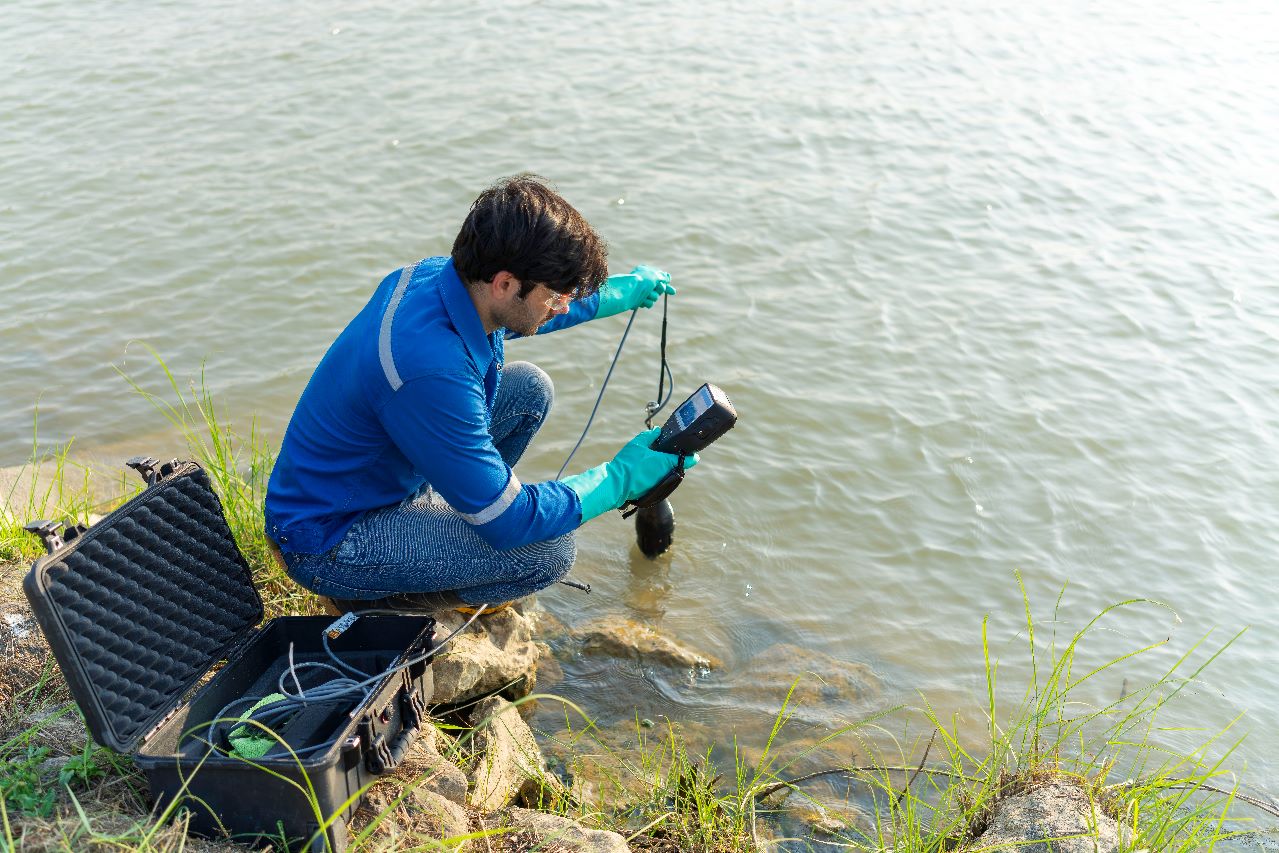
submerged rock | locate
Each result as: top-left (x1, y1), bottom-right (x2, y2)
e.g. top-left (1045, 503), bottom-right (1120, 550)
top-left (973, 776), bottom-right (1122, 853)
top-left (786, 799), bottom-right (867, 840)
top-left (540, 722), bottom-right (655, 811)
top-left (528, 606), bottom-right (571, 644)
top-left (743, 642), bottom-right (882, 710)
top-left (574, 616), bottom-right (720, 671)
top-left (533, 640), bottom-right (564, 690)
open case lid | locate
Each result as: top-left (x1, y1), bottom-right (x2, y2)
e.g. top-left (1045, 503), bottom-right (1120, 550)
top-left (22, 459), bottom-right (265, 753)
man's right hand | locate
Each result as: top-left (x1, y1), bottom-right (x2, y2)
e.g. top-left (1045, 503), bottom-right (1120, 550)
top-left (561, 428), bottom-right (698, 522)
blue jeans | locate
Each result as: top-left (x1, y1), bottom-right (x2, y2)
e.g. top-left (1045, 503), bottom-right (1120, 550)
top-left (281, 362), bottom-right (575, 605)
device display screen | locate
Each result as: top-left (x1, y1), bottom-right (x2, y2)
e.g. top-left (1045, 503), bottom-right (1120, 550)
top-left (673, 384), bottom-right (715, 431)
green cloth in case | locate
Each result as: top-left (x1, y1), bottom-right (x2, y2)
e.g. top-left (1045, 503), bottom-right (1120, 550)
top-left (228, 693), bottom-right (287, 759)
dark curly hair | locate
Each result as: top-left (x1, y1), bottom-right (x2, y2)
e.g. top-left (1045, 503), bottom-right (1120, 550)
top-left (452, 175), bottom-right (609, 299)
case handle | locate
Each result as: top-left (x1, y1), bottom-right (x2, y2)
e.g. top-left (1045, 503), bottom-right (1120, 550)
top-left (363, 724), bottom-right (419, 774)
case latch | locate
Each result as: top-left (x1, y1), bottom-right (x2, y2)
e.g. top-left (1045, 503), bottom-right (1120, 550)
top-left (126, 456), bottom-right (180, 485)
top-left (363, 727), bottom-right (396, 774)
top-left (400, 671), bottom-right (426, 731)
top-left (23, 519), bottom-right (88, 555)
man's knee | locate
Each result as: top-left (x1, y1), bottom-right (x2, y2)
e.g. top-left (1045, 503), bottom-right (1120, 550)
top-left (518, 532), bottom-right (577, 590)
top-left (503, 361), bottom-right (554, 419)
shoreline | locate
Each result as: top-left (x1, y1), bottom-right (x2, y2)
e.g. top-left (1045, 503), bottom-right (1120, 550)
top-left (1, 554), bottom-right (1263, 851)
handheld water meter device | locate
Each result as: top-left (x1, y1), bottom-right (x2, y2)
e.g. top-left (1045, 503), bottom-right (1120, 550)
top-left (620, 382), bottom-right (737, 517)
top-left (555, 292), bottom-right (738, 561)
top-left (652, 382), bottom-right (738, 455)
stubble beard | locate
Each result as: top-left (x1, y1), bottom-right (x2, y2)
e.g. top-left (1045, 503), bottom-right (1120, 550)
top-left (524, 309), bottom-right (555, 336)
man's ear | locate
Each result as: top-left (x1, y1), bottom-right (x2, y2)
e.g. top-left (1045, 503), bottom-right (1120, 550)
top-left (488, 271), bottom-right (520, 300)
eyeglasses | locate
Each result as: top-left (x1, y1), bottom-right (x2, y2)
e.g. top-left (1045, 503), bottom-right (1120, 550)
top-left (541, 289), bottom-right (574, 311)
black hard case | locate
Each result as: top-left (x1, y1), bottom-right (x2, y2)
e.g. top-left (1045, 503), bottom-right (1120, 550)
top-left (22, 460), bottom-right (435, 851)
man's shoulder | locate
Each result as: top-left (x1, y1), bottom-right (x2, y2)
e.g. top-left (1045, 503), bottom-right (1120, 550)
top-left (386, 259), bottom-right (475, 384)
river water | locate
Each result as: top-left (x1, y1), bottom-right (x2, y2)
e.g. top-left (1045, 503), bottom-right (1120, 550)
top-left (4, 0), bottom-right (1278, 840)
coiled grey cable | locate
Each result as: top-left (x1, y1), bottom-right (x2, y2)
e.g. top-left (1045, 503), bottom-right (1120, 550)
top-left (204, 607), bottom-right (487, 759)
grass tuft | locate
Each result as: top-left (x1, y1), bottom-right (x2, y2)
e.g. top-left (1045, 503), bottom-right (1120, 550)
top-left (0, 413), bottom-right (129, 564)
top-left (115, 343), bottom-right (312, 618)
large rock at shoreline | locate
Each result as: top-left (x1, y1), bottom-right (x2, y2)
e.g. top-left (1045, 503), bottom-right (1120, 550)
top-left (973, 776), bottom-right (1122, 853)
top-left (0, 457), bottom-right (133, 526)
top-left (358, 782), bottom-right (472, 847)
top-left (465, 696), bottom-right (553, 812)
top-left (430, 604), bottom-right (542, 705)
top-left (573, 616), bottom-right (720, 672)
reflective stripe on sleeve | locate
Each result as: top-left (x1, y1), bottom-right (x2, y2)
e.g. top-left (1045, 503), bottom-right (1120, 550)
top-left (457, 473), bottom-right (522, 526)
top-left (379, 262), bottom-right (417, 391)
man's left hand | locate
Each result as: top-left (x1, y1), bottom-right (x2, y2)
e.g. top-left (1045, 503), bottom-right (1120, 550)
top-left (595, 265), bottom-right (676, 318)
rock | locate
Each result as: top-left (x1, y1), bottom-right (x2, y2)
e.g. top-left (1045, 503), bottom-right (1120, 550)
top-left (563, 754), bottom-right (645, 812)
top-left (574, 616), bottom-right (720, 671)
top-left (21, 704), bottom-right (86, 752)
top-left (488, 807), bottom-right (630, 852)
top-left (0, 606), bottom-right (52, 705)
top-left (430, 604), bottom-right (541, 705)
top-left (37, 756), bottom-right (71, 780)
top-left (739, 643), bottom-right (882, 714)
top-left (534, 640), bottom-right (564, 690)
top-left (0, 560), bottom-right (58, 706)
top-left (405, 788), bottom-right (471, 840)
top-left (359, 783), bottom-right (472, 847)
top-left (813, 814), bottom-right (849, 836)
top-left (973, 776), bottom-right (1121, 853)
top-left (465, 696), bottom-right (551, 812)
top-left (519, 766), bottom-right (574, 811)
top-left (0, 459), bottom-right (126, 526)
top-left (738, 730), bottom-right (867, 794)
top-left (529, 607), bottom-right (571, 644)
top-left (786, 800), bottom-right (864, 838)
top-left (393, 730), bottom-right (470, 806)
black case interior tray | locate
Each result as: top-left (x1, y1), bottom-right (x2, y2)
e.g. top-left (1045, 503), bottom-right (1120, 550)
top-left (137, 614), bottom-right (434, 849)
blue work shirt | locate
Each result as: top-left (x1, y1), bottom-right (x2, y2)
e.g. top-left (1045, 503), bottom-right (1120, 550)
top-left (265, 256), bottom-right (601, 555)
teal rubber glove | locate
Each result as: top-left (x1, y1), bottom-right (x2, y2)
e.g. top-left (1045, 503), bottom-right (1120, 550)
top-left (594, 265), bottom-right (677, 319)
top-left (562, 427), bottom-right (699, 522)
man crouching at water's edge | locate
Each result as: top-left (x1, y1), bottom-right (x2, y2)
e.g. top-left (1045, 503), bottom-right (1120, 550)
top-left (264, 175), bottom-right (698, 614)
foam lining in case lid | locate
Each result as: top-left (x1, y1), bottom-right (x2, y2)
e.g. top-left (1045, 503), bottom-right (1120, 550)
top-left (23, 462), bottom-right (264, 753)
